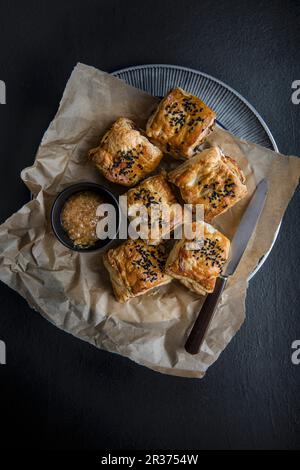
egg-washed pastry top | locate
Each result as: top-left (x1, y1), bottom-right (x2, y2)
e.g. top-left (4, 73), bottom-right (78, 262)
top-left (89, 117), bottom-right (163, 187)
top-left (168, 146), bottom-right (248, 221)
top-left (103, 239), bottom-right (171, 303)
top-left (146, 87), bottom-right (216, 159)
top-left (125, 174), bottom-right (183, 245)
top-left (165, 221), bottom-right (230, 295)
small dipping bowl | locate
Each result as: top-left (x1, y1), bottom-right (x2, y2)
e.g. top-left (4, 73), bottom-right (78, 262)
top-left (51, 182), bottom-right (120, 252)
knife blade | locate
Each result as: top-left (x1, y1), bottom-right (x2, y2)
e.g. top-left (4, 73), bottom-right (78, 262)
top-left (224, 178), bottom-right (268, 276)
top-left (185, 179), bottom-right (268, 355)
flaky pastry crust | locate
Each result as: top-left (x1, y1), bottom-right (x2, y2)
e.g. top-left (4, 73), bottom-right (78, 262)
top-left (168, 146), bottom-right (247, 221)
top-left (89, 117), bottom-right (163, 187)
top-left (103, 239), bottom-right (171, 303)
top-left (146, 87), bottom-right (216, 159)
top-left (125, 174), bottom-right (183, 244)
top-left (165, 222), bottom-right (230, 295)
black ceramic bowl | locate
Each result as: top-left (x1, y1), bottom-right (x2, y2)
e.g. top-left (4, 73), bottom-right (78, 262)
top-left (51, 182), bottom-right (120, 252)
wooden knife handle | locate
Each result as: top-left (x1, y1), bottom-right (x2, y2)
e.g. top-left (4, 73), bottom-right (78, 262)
top-left (185, 276), bottom-right (228, 355)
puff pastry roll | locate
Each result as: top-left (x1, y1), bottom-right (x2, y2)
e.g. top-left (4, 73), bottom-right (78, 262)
top-left (125, 174), bottom-right (183, 245)
top-left (103, 239), bottom-right (171, 303)
top-left (165, 222), bottom-right (230, 295)
top-left (89, 117), bottom-right (163, 187)
top-left (168, 146), bottom-right (247, 221)
top-left (146, 87), bottom-right (216, 159)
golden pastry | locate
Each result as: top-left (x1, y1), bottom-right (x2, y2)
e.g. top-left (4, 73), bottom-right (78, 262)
top-left (168, 146), bottom-right (247, 221)
top-left (103, 239), bottom-right (171, 303)
top-left (165, 222), bottom-right (230, 295)
top-left (146, 87), bottom-right (216, 159)
top-left (125, 174), bottom-right (183, 244)
top-left (89, 117), bottom-right (163, 186)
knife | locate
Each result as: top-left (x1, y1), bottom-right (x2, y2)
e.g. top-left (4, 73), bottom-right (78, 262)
top-left (185, 178), bottom-right (268, 355)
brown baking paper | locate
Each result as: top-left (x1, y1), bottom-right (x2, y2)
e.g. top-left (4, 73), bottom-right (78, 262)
top-left (0, 63), bottom-right (299, 378)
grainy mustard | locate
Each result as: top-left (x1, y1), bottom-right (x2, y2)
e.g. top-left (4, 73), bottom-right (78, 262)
top-left (61, 191), bottom-right (103, 247)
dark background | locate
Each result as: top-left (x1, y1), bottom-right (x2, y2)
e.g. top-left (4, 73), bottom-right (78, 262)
top-left (0, 0), bottom-right (299, 450)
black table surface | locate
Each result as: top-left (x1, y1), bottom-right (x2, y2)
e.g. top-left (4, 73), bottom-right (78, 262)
top-left (0, 0), bottom-right (299, 451)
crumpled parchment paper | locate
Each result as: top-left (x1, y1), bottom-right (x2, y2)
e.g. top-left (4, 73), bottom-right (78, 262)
top-left (0, 63), bottom-right (299, 378)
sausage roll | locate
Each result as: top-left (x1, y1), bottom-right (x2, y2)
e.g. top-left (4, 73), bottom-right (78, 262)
top-left (165, 222), bottom-right (230, 295)
top-left (103, 239), bottom-right (171, 303)
top-left (125, 174), bottom-right (183, 245)
top-left (89, 117), bottom-right (163, 187)
top-left (168, 146), bottom-right (247, 221)
top-left (146, 87), bottom-right (216, 159)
